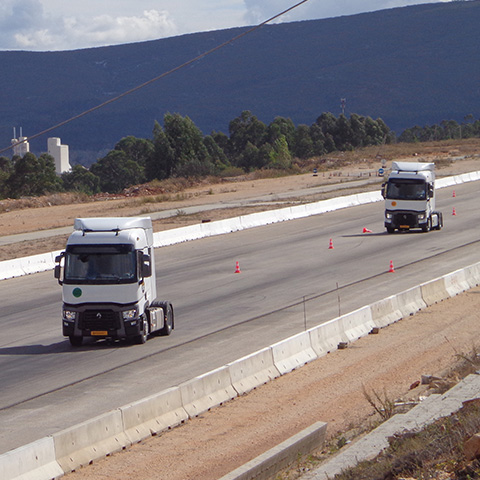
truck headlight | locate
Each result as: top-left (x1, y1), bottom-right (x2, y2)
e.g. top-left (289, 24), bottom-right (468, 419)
top-left (418, 213), bottom-right (426, 220)
top-left (385, 212), bottom-right (393, 219)
top-left (122, 309), bottom-right (138, 320)
top-left (63, 310), bottom-right (77, 321)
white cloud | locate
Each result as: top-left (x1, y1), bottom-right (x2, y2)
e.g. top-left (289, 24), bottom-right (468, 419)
top-left (0, 0), bottom-right (46, 49)
top-left (242, 0), bottom-right (453, 25)
top-left (0, 0), bottom-right (455, 51)
top-left (64, 10), bottom-right (178, 49)
top-left (8, 8), bottom-right (178, 51)
top-left (0, 1), bottom-right (178, 51)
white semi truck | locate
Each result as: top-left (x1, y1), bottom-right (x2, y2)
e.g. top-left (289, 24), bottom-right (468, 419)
top-left (382, 161), bottom-right (443, 233)
top-left (54, 217), bottom-right (174, 346)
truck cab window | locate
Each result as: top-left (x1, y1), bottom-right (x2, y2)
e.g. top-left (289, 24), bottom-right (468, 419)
top-left (386, 180), bottom-right (426, 200)
top-left (64, 245), bottom-right (137, 284)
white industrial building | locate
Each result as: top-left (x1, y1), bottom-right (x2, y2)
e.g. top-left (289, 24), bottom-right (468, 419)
top-left (10, 129), bottom-right (71, 175)
top-left (47, 137), bottom-right (71, 174)
top-left (11, 128), bottom-right (29, 158)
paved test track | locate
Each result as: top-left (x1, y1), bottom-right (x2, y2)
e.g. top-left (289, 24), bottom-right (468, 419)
top-left (0, 181), bottom-right (478, 455)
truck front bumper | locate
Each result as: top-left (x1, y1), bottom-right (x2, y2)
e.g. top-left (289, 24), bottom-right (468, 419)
top-left (385, 210), bottom-right (428, 230)
top-left (62, 302), bottom-right (143, 340)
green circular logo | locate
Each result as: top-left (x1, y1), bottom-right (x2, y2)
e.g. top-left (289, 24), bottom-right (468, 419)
top-left (73, 288), bottom-right (82, 298)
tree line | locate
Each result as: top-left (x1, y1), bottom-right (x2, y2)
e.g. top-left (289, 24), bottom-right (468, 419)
top-left (398, 115), bottom-right (480, 143)
top-left (0, 109), bottom-right (404, 198)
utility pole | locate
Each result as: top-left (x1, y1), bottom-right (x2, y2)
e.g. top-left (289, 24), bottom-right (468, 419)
top-left (340, 98), bottom-right (346, 116)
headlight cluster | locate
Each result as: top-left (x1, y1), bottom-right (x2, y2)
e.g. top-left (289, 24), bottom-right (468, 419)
top-left (122, 309), bottom-right (138, 321)
top-left (385, 212), bottom-right (393, 219)
top-left (418, 213), bottom-right (426, 220)
top-left (63, 310), bottom-right (77, 321)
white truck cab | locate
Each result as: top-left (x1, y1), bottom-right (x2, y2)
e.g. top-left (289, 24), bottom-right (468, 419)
top-left (55, 217), bottom-right (174, 346)
top-left (382, 161), bottom-right (443, 233)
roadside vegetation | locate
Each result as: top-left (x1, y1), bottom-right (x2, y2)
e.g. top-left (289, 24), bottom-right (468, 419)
top-left (1, 112), bottom-right (480, 217)
top-left (276, 346), bottom-right (480, 480)
top-left (0, 110), bottom-right (391, 199)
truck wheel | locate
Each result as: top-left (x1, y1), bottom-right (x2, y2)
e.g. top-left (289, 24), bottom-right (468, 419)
top-left (134, 317), bottom-right (149, 344)
top-left (433, 212), bottom-right (443, 230)
top-left (421, 217), bottom-right (431, 232)
top-left (69, 335), bottom-right (83, 347)
top-left (158, 302), bottom-right (174, 336)
top-left (386, 226), bottom-right (395, 234)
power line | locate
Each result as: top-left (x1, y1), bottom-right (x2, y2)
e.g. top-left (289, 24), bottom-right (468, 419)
top-left (1, 0), bottom-right (311, 156)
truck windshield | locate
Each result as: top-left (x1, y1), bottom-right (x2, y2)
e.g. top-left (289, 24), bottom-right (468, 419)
top-left (64, 244), bottom-right (137, 284)
top-left (386, 179), bottom-right (427, 200)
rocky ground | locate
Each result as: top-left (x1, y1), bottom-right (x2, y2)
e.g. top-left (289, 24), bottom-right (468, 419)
top-left (2, 141), bottom-right (480, 479)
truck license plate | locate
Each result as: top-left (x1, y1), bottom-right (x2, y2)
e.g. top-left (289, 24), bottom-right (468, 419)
top-left (400, 225), bottom-right (410, 229)
top-left (91, 331), bottom-right (108, 336)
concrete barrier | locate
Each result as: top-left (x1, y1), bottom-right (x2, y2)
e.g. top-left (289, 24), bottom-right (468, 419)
top-left (395, 285), bottom-right (426, 317)
top-left (308, 317), bottom-right (349, 357)
top-left (271, 331), bottom-right (317, 375)
top-left (120, 387), bottom-right (188, 444)
top-left (0, 257), bottom-right (26, 280)
top-left (53, 410), bottom-right (130, 474)
top-left (153, 227), bottom-right (188, 247)
top-left (0, 437), bottom-right (63, 480)
top-left (3, 170), bottom-right (480, 281)
top-left (228, 348), bottom-right (281, 396)
top-left (304, 197), bottom-right (341, 216)
top-left (421, 277), bottom-right (449, 306)
top-left (444, 268), bottom-right (471, 297)
top-left (153, 223), bottom-right (204, 247)
top-left (202, 217), bottom-right (243, 236)
top-left (338, 306), bottom-right (376, 342)
top-left (463, 263), bottom-right (480, 289)
top-left (436, 177), bottom-right (456, 188)
top-left (239, 210), bottom-right (279, 229)
top-left (179, 365), bottom-right (237, 418)
top-left (217, 421), bottom-right (327, 480)
top-left (359, 190), bottom-right (383, 204)
top-left (370, 295), bottom-right (404, 328)
top-left (19, 252), bottom-right (55, 275)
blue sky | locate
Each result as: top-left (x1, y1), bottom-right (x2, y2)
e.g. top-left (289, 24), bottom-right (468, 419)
top-left (0, 0), bottom-right (451, 51)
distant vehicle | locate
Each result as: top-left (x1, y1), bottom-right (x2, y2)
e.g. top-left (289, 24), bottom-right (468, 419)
top-left (54, 217), bottom-right (174, 346)
top-left (382, 161), bottom-right (443, 233)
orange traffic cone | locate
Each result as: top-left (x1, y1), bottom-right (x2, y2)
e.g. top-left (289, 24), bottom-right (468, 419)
top-left (328, 238), bottom-right (334, 249)
top-left (363, 227), bottom-right (372, 233)
top-left (235, 261), bottom-right (241, 274)
top-left (452, 190), bottom-right (456, 198)
top-left (452, 207), bottom-right (456, 216)
top-left (389, 260), bottom-right (395, 273)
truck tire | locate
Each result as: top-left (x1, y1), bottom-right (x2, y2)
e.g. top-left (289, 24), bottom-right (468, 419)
top-left (421, 217), bottom-right (431, 232)
top-left (158, 302), bottom-right (174, 336)
top-left (69, 335), bottom-right (83, 347)
top-left (386, 226), bottom-right (395, 234)
top-left (433, 212), bottom-right (443, 230)
top-left (134, 317), bottom-right (149, 344)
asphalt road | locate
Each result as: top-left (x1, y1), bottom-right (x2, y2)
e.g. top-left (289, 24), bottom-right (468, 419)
top-left (0, 181), bottom-right (478, 454)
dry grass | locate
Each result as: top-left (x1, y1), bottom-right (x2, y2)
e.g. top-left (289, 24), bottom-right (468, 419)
top-left (276, 346), bottom-right (480, 480)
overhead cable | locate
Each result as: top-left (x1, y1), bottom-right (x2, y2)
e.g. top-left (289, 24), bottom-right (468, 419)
top-left (0, 0), bottom-right (311, 155)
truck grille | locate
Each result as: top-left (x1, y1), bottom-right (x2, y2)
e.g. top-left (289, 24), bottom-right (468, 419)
top-left (393, 212), bottom-right (417, 227)
top-left (81, 310), bottom-right (118, 331)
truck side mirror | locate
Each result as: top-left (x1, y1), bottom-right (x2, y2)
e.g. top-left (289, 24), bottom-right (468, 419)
top-left (54, 265), bottom-right (62, 283)
top-left (428, 185), bottom-right (434, 198)
top-left (381, 183), bottom-right (386, 199)
top-left (54, 253), bottom-right (64, 284)
top-left (141, 254), bottom-right (152, 278)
